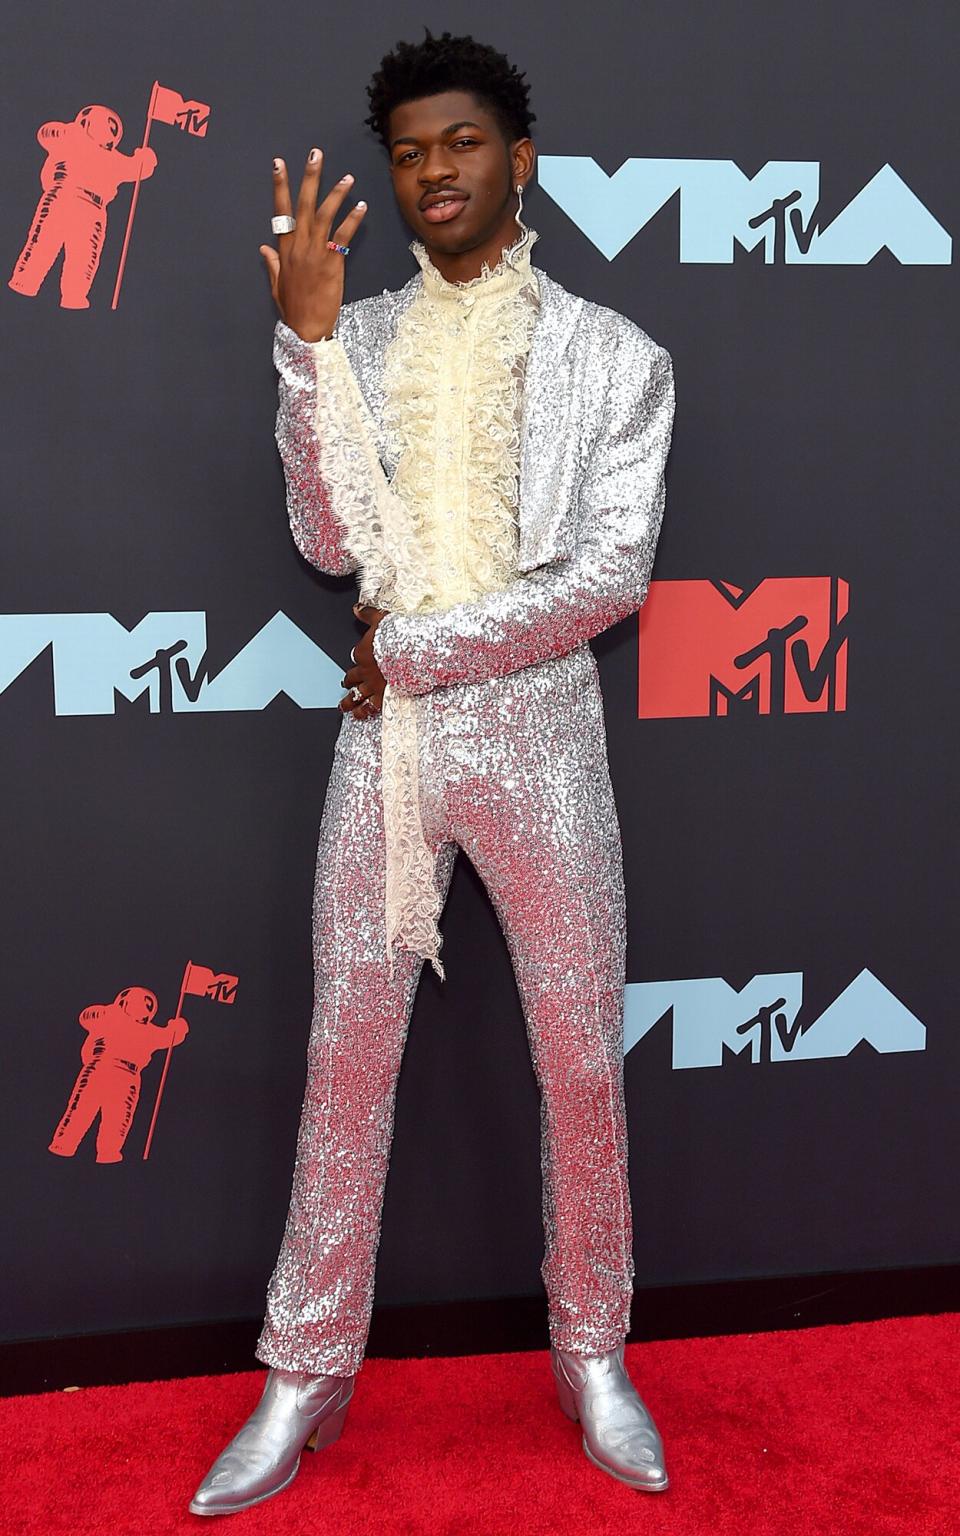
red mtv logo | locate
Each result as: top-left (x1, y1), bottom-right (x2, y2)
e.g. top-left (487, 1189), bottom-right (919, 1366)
top-left (638, 577), bottom-right (848, 718)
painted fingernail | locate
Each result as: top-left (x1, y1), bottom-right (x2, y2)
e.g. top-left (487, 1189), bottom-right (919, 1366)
top-left (308, 148), bottom-right (320, 163)
top-left (273, 158), bottom-right (283, 172)
top-left (356, 200), bottom-right (367, 209)
top-left (340, 174), bottom-right (354, 184)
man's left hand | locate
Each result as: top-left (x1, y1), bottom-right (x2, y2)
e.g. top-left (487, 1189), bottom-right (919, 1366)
top-left (340, 604), bottom-right (388, 718)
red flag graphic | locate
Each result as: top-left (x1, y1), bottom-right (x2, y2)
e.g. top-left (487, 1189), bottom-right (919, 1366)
top-left (141, 957), bottom-right (239, 1159)
top-left (112, 80), bottom-right (211, 309)
top-left (182, 963), bottom-right (238, 1003)
top-left (150, 84), bottom-right (210, 137)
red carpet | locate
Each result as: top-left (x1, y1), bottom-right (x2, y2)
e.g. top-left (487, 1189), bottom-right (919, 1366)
top-left (3, 1313), bottom-right (958, 1535)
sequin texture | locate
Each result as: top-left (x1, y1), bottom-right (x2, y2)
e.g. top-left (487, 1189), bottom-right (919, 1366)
top-left (255, 224), bottom-right (676, 1375)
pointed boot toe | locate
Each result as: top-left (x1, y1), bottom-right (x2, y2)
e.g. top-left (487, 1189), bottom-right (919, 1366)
top-left (188, 1365), bottom-right (354, 1516)
top-left (551, 1343), bottom-right (669, 1493)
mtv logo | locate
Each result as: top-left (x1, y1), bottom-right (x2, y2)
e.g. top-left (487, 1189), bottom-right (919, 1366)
top-left (0, 611), bottom-right (344, 715)
top-left (638, 577), bottom-right (848, 719)
top-left (624, 968), bottom-right (926, 1068)
top-left (537, 157), bottom-right (952, 265)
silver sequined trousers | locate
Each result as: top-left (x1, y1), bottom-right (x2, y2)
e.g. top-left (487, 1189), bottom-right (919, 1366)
top-left (255, 642), bottom-right (634, 1375)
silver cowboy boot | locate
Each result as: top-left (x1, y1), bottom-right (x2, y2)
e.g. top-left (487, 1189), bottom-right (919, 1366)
top-left (189, 1365), bottom-right (355, 1516)
top-left (551, 1343), bottom-right (669, 1492)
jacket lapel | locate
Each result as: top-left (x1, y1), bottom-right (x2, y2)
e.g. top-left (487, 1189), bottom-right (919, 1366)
top-left (516, 269), bottom-right (584, 571)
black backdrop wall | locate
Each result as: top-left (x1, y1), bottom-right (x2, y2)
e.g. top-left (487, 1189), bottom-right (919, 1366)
top-left (2, 0), bottom-right (957, 1347)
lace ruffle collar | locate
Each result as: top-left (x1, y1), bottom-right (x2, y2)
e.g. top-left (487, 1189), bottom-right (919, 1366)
top-left (408, 222), bottom-right (540, 302)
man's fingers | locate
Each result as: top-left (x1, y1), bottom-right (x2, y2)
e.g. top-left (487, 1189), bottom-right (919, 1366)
top-left (271, 158), bottom-right (295, 253)
top-left (316, 172), bottom-right (361, 242)
top-left (329, 200), bottom-right (368, 248)
top-left (259, 245), bottom-right (280, 293)
top-left (349, 699), bottom-right (381, 719)
top-left (296, 146), bottom-right (325, 229)
top-left (338, 689), bottom-right (381, 718)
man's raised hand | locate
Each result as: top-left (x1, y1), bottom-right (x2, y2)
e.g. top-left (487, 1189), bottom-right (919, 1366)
top-left (259, 147), bottom-right (368, 343)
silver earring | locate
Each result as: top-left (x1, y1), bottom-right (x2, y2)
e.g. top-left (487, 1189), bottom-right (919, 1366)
top-left (515, 182), bottom-right (527, 233)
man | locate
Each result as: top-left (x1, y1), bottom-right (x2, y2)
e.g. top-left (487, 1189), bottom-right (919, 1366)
top-left (190, 29), bottom-right (675, 1517)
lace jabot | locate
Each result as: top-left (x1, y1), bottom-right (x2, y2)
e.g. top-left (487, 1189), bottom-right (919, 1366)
top-left (381, 223), bottom-right (541, 617)
top-left (376, 223), bottom-right (542, 979)
top-left (407, 221), bottom-right (541, 300)
top-left (307, 223), bottom-right (544, 981)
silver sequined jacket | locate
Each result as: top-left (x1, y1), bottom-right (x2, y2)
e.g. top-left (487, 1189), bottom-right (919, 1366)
top-left (273, 260), bottom-right (676, 695)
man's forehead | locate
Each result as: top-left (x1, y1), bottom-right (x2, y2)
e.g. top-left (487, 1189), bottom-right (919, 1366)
top-left (388, 91), bottom-right (494, 143)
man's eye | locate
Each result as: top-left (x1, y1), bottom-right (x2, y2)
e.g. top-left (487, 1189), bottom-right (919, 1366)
top-left (398, 138), bottom-right (477, 164)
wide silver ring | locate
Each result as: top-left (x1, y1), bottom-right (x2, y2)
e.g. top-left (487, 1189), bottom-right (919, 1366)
top-left (271, 214), bottom-right (296, 235)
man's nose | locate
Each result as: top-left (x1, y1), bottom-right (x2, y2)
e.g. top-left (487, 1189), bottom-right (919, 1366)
top-left (418, 147), bottom-right (458, 182)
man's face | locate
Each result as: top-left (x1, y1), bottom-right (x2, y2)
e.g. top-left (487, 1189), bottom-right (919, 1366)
top-left (386, 89), bottom-right (531, 258)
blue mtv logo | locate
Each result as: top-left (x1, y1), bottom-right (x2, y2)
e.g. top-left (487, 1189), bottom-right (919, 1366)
top-left (624, 968), bottom-right (925, 1067)
top-left (538, 158), bottom-right (951, 264)
top-left (0, 612), bottom-right (344, 714)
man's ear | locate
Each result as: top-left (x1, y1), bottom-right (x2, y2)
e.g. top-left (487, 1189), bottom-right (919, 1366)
top-left (513, 137), bottom-right (536, 187)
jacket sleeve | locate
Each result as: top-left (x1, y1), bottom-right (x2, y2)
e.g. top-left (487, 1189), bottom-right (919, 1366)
top-left (274, 315), bottom-right (397, 578)
top-left (372, 331), bottom-right (676, 695)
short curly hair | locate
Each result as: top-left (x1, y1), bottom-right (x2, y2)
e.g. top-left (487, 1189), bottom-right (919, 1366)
top-left (364, 28), bottom-right (536, 153)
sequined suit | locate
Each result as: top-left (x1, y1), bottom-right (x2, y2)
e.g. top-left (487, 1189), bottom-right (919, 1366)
top-left (254, 225), bottom-right (676, 1376)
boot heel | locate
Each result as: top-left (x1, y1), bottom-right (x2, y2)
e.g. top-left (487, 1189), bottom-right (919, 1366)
top-left (553, 1368), bottom-right (579, 1423)
top-left (305, 1398), bottom-right (350, 1452)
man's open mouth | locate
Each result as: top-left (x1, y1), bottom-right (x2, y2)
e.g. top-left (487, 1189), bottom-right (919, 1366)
top-left (420, 195), bottom-right (468, 223)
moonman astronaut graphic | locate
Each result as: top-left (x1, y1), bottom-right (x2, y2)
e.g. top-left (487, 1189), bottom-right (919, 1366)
top-left (48, 987), bottom-right (188, 1163)
top-left (8, 105), bottom-right (157, 308)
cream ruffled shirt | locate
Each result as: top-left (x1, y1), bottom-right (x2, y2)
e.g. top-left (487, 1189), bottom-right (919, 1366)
top-left (307, 224), bottom-right (542, 978)
top-left (383, 224), bottom-right (541, 613)
top-left (378, 224), bottom-right (542, 977)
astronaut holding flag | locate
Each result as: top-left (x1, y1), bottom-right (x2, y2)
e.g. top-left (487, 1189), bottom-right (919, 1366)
top-left (9, 81), bottom-right (209, 311)
top-left (47, 987), bottom-right (189, 1164)
top-left (47, 960), bottom-right (238, 1163)
top-left (8, 105), bottom-right (158, 309)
